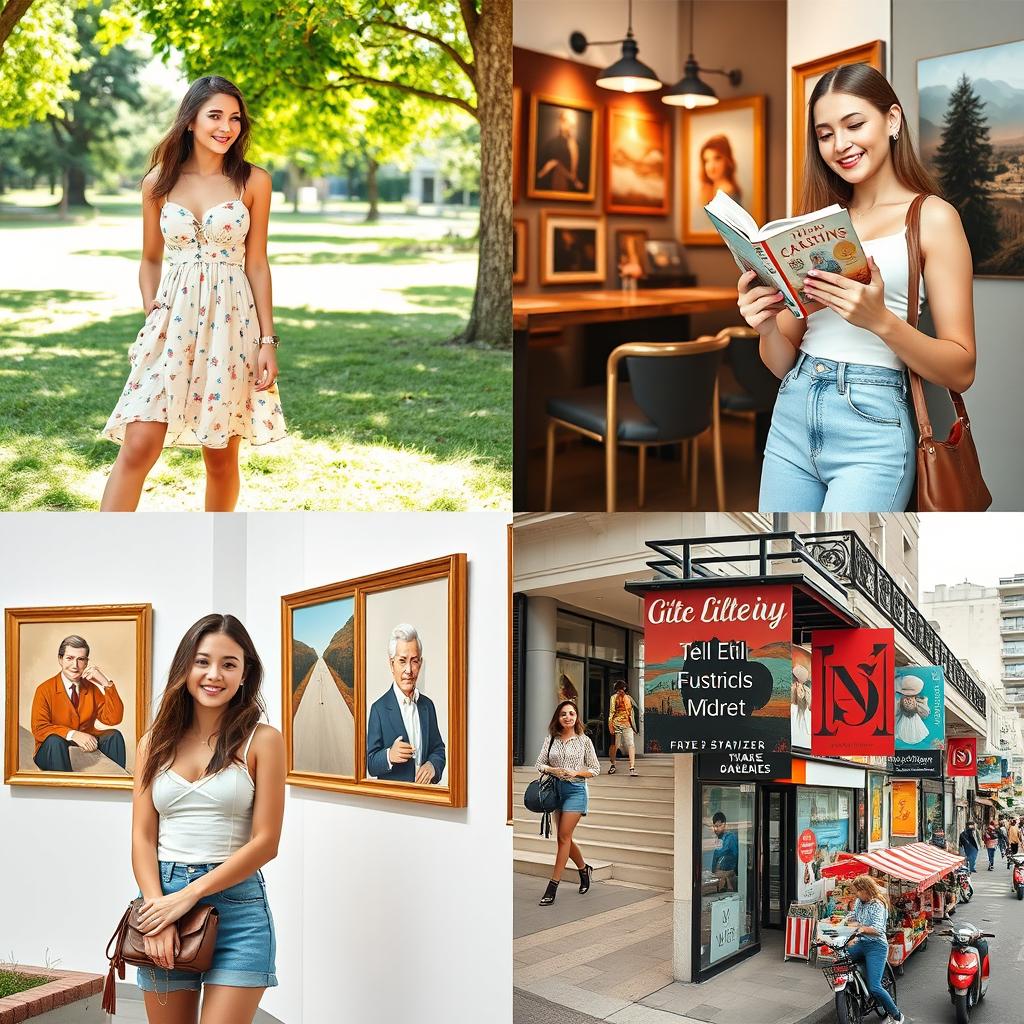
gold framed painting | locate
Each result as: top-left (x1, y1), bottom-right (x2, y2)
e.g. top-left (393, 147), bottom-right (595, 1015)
top-left (615, 228), bottom-right (649, 279)
top-left (282, 554), bottom-right (467, 808)
top-left (540, 211), bottom-right (605, 285)
top-left (605, 104), bottom-right (670, 215)
top-left (513, 218), bottom-right (527, 285)
top-left (681, 95), bottom-right (765, 246)
top-left (791, 40), bottom-right (884, 214)
top-left (527, 93), bottom-right (599, 202)
top-left (4, 603), bottom-right (152, 790)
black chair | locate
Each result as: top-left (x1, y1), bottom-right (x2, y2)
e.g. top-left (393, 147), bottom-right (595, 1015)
top-left (544, 335), bottom-right (730, 512)
top-left (717, 326), bottom-right (780, 454)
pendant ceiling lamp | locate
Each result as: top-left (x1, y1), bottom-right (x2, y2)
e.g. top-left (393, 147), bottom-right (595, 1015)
top-left (569, 0), bottom-right (662, 94)
top-left (663, 1), bottom-right (742, 108)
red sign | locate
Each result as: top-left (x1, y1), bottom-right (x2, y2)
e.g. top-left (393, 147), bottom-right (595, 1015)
top-left (797, 828), bottom-right (817, 864)
top-left (811, 628), bottom-right (895, 757)
top-left (946, 737), bottom-right (976, 776)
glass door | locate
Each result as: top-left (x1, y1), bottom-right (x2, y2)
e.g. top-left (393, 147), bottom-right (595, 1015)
top-left (585, 661), bottom-right (625, 758)
top-left (760, 787), bottom-right (789, 928)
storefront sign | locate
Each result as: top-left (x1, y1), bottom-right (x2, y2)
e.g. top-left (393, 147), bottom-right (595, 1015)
top-left (947, 737), bottom-right (977, 777)
top-left (797, 828), bottom-right (817, 863)
top-left (709, 893), bottom-right (742, 964)
top-left (811, 629), bottom-right (895, 757)
top-left (891, 779), bottom-right (919, 837)
top-left (977, 755), bottom-right (1002, 789)
top-left (791, 644), bottom-right (812, 749)
top-left (643, 586), bottom-right (792, 776)
top-left (924, 791), bottom-right (943, 846)
top-left (868, 773), bottom-right (884, 845)
top-left (888, 750), bottom-right (943, 778)
top-left (894, 666), bottom-right (944, 750)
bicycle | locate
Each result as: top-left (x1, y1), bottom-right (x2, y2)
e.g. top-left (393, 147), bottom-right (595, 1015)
top-left (816, 927), bottom-right (898, 1024)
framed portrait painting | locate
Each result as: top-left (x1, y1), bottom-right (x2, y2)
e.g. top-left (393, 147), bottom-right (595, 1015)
top-left (605, 105), bottom-right (670, 215)
top-left (918, 38), bottom-right (1024, 278)
top-left (792, 41), bottom-right (884, 214)
top-left (681, 95), bottom-right (765, 245)
top-left (282, 554), bottom-right (467, 807)
top-left (528, 93), bottom-right (598, 202)
top-left (540, 212), bottom-right (605, 285)
top-left (614, 229), bottom-right (648, 278)
top-left (4, 603), bottom-right (152, 790)
top-left (513, 218), bottom-right (527, 285)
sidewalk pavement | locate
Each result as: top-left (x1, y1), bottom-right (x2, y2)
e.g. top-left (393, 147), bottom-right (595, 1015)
top-left (514, 873), bottom-right (835, 1024)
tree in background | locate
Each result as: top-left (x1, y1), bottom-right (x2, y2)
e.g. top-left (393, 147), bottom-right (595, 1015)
top-left (127, 0), bottom-right (510, 345)
top-left (933, 73), bottom-right (1001, 272)
top-left (0, 0), bottom-right (83, 130)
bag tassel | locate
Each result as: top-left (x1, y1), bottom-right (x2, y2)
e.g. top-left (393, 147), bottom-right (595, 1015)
top-left (102, 961), bottom-right (118, 1015)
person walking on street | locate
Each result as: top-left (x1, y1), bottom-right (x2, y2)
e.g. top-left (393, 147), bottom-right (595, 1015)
top-left (984, 822), bottom-right (998, 870)
top-left (997, 817), bottom-right (1008, 858)
top-left (846, 874), bottom-right (905, 1024)
top-left (607, 680), bottom-right (638, 777)
top-left (1008, 818), bottom-right (1021, 863)
top-left (534, 700), bottom-right (600, 906)
top-left (959, 821), bottom-right (980, 873)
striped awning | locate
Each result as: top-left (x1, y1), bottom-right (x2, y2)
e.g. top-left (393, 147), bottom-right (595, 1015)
top-left (821, 842), bottom-right (965, 892)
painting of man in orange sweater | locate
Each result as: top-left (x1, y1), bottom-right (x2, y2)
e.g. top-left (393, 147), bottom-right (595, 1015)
top-left (31, 634), bottom-right (126, 772)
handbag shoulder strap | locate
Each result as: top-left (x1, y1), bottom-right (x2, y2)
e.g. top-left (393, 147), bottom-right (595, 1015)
top-left (904, 194), bottom-right (970, 442)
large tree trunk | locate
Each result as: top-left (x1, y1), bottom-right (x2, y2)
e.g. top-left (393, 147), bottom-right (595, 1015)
top-left (0, 0), bottom-right (35, 54)
top-left (65, 163), bottom-right (89, 207)
top-left (364, 155), bottom-right (379, 223)
top-left (456, 0), bottom-right (511, 347)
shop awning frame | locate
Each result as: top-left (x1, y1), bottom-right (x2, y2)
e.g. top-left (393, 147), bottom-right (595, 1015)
top-left (821, 842), bottom-right (965, 893)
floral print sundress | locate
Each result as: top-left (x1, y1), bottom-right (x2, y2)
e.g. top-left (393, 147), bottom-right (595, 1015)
top-left (103, 192), bottom-right (286, 449)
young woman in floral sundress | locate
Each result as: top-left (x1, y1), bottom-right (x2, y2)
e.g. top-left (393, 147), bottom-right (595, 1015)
top-left (101, 76), bottom-right (286, 511)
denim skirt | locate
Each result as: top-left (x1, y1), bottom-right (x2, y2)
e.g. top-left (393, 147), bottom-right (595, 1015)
top-left (136, 861), bottom-right (278, 992)
top-left (556, 778), bottom-right (589, 814)
top-left (759, 352), bottom-right (917, 512)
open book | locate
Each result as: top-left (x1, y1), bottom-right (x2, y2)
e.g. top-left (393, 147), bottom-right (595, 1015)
top-left (704, 191), bottom-right (871, 319)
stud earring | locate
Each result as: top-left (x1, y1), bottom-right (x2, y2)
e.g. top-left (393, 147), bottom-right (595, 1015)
top-left (891, 130), bottom-right (899, 142)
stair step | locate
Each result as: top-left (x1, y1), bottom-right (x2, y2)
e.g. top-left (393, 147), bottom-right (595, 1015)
top-left (515, 834), bottom-right (673, 869)
top-left (613, 862), bottom-right (674, 889)
top-left (513, 809), bottom-right (675, 832)
top-left (513, 759), bottom-right (675, 777)
top-left (513, 849), bottom-right (614, 880)
top-left (513, 776), bottom-right (673, 796)
top-left (513, 817), bottom-right (675, 850)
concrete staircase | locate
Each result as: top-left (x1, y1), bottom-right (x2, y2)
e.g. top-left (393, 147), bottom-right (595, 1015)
top-left (512, 757), bottom-right (674, 890)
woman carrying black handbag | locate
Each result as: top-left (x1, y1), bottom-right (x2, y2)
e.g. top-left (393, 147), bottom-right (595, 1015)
top-left (533, 700), bottom-right (600, 907)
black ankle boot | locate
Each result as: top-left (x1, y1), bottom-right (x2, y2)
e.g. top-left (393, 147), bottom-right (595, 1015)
top-left (539, 879), bottom-right (559, 906)
top-left (578, 864), bottom-right (594, 894)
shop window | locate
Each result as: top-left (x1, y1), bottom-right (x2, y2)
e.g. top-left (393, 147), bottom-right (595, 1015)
top-left (795, 787), bottom-right (853, 903)
top-left (699, 784), bottom-right (756, 973)
top-left (556, 610), bottom-right (589, 658)
top-left (594, 621), bottom-right (626, 663)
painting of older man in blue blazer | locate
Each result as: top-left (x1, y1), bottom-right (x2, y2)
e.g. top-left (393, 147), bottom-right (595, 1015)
top-left (366, 623), bottom-right (446, 785)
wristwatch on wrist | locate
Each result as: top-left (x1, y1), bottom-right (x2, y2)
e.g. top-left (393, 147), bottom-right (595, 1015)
top-left (259, 335), bottom-right (280, 347)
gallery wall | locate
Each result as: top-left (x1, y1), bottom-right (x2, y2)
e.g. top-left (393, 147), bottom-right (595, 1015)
top-left (892, 0), bottom-right (1024, 511)
top-left (0, 512), bottom-right (512, 1024)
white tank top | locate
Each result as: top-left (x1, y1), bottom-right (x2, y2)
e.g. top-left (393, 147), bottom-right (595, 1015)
top-left (799, 228), bottom-right (926, 370)
top-left (153, 728), bottom-right (258, 864)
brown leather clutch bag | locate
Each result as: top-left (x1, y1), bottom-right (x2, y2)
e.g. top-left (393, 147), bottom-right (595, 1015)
top-left (103, 898), bottom-right (218, 1013)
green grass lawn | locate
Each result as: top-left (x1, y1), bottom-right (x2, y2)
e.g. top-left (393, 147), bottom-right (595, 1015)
top-left (0, 968), bottom-right (49, 998)
top-left (0, 192), bottom-right (508, 511)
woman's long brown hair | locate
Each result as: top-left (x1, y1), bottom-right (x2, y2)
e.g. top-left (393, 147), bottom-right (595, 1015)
top-left (548, 699), bottom-right (585, 737)
top-left (852, 872), bottom-right (891, 912)
top-left (145, 76), bottom-right (253, 201)
top-left (800, 63), bottom-right (939, 214)
top-left (140, 613), bottom-right (265, 790)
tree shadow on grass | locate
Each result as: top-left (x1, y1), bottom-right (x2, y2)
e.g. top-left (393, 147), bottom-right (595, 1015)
top-left (0, 305), bottom-right (510, 510)
top-left (398, 285), bottom-right (476, 308)
top-left (0, 289), bottom-right (109, 311)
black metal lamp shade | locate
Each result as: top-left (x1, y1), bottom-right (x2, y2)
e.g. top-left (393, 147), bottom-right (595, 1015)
top-left (662, 56), bottom-right (718, 108)
top-left (595, 37), bottom-right (662, 93)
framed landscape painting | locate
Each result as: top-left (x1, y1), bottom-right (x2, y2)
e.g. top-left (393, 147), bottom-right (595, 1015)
top-left (918, 38), bottom-right (1024, 278)
top-left (605, 105), bottom-right (670, 215)
top-left (4, 603), bottom-right (152, 790)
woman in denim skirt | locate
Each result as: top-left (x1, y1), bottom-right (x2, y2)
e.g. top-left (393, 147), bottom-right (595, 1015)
top-left (535, 700), bottom-right (600, 906)
top-left (737, 64), bottom-right (977, 512)
top-left (131, 613), bottom-right (285, 1023)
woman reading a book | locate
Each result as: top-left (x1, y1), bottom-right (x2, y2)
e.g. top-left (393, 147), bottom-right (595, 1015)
top-left (737, 64), bottom-right (976, 512)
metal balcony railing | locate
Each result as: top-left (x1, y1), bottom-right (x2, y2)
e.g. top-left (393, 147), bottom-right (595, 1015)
top-left (638, 530), bottom-right (986, 716)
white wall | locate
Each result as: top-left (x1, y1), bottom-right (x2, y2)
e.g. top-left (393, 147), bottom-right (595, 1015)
top-left (787, 0), bottom-right (892, 205)
top-left (0, 512), bottom-right (512, 1024)
top-left (514, 0), bottom-right (680, 87)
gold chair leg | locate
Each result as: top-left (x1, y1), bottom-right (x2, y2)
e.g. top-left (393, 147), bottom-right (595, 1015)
top-left (544, 419), bottom-right (557, 511)
top-left (690, 437), bottom-right (699, 508)
top-left (637, 444), bottom-right (647, 509)
top-left (712, 380), bottom-right (725, 512)
top-left (605, 436), bottom-right (618, 514)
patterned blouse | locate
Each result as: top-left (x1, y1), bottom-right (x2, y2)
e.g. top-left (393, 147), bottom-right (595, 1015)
top-left (849, 897), bottom-right (889, 946)
top-left (535, 733), bottom-right (601, 778)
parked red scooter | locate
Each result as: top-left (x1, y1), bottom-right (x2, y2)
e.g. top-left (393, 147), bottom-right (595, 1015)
top-left (1010, 852), bottom-right (1024, 900)
top-left (940, 923), bottom-right (994, 1024)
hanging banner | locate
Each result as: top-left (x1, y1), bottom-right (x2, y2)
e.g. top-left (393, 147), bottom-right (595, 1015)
top-left (791, 644), bottom-right (812, 749)
top-left (891, 779), bottom-right (919, 838)
top-left (889, 750), bottom-right (943, 777)
top-left (977, 755), bottom-right (1002, 789)
top-left (643, 585), bottom-right (792, 778)
top-left (868, 772), bottom-right (885, 845)
top-left (811, 628), bottom-right (895, 757)
top-left (894, 666), bottom-right (945, 749)
top-left (947, 737), bottom-right (977, 777)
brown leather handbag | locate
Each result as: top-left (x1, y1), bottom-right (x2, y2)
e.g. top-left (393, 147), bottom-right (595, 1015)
top-left (904, 194), bottom-right (992, 511)
top-left (103, 898), bottom-right (218, 1014)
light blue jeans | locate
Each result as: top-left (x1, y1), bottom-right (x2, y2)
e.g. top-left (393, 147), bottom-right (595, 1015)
top-left (758, 352), bottom-right (916, 512)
